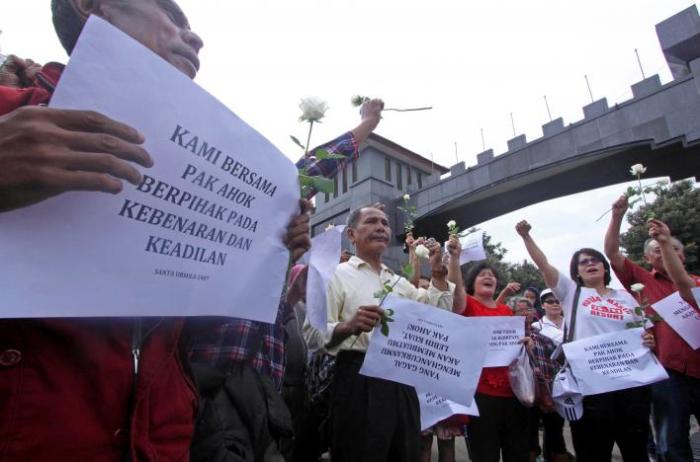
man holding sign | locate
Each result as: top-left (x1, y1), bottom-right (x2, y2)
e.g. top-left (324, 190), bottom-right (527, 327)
top-left (0, 1), bottom-right (312, 461)
top-left (606, 197), bottom-right (700, 462)
top-left (324, 205), bottom-right (453, 462)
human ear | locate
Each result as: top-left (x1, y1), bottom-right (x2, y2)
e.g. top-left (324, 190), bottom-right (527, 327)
top-left (70, 0), bottom-right (103, 20)
top-left (347, 228), bottom-right (356, 246)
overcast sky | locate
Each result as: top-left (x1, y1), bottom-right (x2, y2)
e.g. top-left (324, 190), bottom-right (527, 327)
top-left (1, 0), bottom-right (697, 288)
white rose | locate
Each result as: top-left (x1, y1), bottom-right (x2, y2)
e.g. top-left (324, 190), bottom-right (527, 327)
top-left (630, 283), bottom-right (645, 292)
top-left (630, 164), bottom-right (647, 176)
top-left (403, 194), bottom-right (410, 201)
top-left (299, 97), bottom-right (328, 123)
top-left (447, 220), bottom-right (456, 229)
top-left (414, 244), bottom-right (430, 259)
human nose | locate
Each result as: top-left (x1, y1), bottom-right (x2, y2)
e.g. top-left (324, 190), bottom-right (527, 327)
top-left (183, 29), bottom-right (204, 53)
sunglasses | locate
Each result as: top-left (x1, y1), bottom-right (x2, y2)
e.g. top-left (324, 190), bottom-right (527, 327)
top-left (578, 256), bottom-right (602, 267)
top-left (543, 299), bottom-right (561, 305)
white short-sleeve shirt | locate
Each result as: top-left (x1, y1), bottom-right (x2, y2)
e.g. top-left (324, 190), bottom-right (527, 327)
top-left (552, 271), bottom-right (639, 341)
top-left (532, 316), bottom-right (564, 345)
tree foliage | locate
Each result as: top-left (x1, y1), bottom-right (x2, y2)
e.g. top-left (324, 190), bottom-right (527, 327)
top-left (620, 179), bottom-right (700, 274)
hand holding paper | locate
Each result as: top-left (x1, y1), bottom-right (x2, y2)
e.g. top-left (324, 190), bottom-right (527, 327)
top-left (0, 18), bottom-right (300, 321)
top-left (0, 106), bottom-right (152, 212)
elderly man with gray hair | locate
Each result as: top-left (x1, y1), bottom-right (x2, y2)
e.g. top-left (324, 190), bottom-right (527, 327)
top-left (605, 194), bottom-right (700, 462)
top-left (322, 204), bottom-right (455, 462)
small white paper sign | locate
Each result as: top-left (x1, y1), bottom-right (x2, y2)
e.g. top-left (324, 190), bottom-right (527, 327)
top-left (418, 392), bottom-right (478, 431)
top-left (458, 230), bottom-right (486, 265)
top-left (693, 287), bottom-right (700, 309)
top-left (0, 17), bottom-right (299, 321)
top-left (306, 225), bottom-right (345, 331)
top-left (651, 291), bottom-right (700, 350)
top-left (563, 328), bottom-right (669, 396)
top-left (360, 297), bottom-right (491, 407)
top-left (473, 317), bottom-right (525, 367)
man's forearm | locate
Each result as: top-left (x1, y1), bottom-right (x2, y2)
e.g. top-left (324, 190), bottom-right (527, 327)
top-left (659, 240), bottom-right (696, 301)
top-left (351, 117), bottom-right (380, 146)
top-left (327, 321), bottom-right (355, 349)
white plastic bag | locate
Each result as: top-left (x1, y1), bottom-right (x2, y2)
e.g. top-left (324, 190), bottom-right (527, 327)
top-left (508, 346), bottom-right (535, 407)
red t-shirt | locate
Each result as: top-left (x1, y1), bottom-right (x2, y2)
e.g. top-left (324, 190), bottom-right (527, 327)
top-left (615, 258), bottom-right (700, 379)
top-left (460, 295), bottom-right (514, 397)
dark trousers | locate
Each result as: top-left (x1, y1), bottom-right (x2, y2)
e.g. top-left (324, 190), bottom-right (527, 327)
top-left (651, 369), bottom-right (700, 462)
top-left (466, 393), bottom-right (529, 462)
top-left (571, 385), bottom-right (651, 462)
top-left (330, 351), bottom-right (421, 462)
top-left (528, 407), bottom-right (567, 457)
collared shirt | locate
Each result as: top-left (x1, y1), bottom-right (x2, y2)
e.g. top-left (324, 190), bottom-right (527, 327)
top-left (532, 315), bottom-right (564, 345)
top-left (614, 258), bottom-right (700, 379)
top-left (323, 256), bottom-right (454, 355)
top-left (188, 132), bottom-right (359, 390)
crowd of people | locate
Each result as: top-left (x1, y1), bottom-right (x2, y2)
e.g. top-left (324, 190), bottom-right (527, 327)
top-left (0, 1), bottom-right (698, 462)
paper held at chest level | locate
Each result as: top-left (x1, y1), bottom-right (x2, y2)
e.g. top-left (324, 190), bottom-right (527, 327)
top-left (0, 17), bottom-right (299, 321)
top-left (651, 291), bottom-right (700, 350)
top-left (359, 297), bottom-right (491, 407)
top-left (563, 328), bottom-right (668, 396)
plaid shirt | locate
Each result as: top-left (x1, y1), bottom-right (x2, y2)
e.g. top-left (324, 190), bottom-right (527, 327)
top-left (188, 132), bottom-right (359, 390)
top-left (296, 131), bottom-right (359, 198)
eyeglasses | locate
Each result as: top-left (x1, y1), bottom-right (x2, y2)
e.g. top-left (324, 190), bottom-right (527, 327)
top-left (543, 299), bottom-right (560, 305)
top-left (578, 256), bottom-right (601, 267)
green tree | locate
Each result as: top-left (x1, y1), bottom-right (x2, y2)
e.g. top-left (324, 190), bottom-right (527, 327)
top-left (620, 179), bottom-right (699, 274)
top-left (460, 228), bottom-right (545, 293)
top-left (502, 259), bottom-right (546, 291)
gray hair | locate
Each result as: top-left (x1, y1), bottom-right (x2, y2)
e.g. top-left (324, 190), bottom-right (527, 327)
top-left (644, 237), bottom-right (684, 254)
top-left (346, 204), bottom-right (383, 229)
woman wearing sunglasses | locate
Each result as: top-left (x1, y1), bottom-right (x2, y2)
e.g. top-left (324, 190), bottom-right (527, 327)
top-left (516, 220), bottom-right (655, 462)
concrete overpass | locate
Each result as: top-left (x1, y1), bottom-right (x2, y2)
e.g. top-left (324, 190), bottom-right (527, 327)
top-left (408, 5), bottom-right (700, 241)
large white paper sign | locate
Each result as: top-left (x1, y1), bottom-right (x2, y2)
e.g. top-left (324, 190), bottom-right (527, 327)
top-left (0, 17), bottom-right (299, 321)
top-left (359, 297), bottom-right (491, 407)
top-left (563, 328), bottom-right (668, 396)
top-left (418, 392), bottom-right (478, 431)
top-left (651, 291), bottom-right (700, 350)
top-left (306, 225), bottom-right (345, 331)
top-left (474, 317), bottom-right (525, 367)
top-left (458, 230), bottom-right (486, 265)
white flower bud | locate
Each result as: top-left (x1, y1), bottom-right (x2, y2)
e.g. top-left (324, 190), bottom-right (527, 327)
top-left (447, 220), bottom-right (456, 229)
top-left (630, 164), bottom-right (647, 176)
top-left (299, 97), bottom-right (328, 123)
top-left (415, 244), bottom-right (430, 259)
top-left (403, 194), bottom-right (410, 201)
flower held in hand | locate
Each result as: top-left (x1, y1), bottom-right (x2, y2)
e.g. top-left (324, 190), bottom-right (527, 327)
top-left (299, 97), bottom-right (328, 123)
top-left (415, 244), bottom-right (430, 259)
